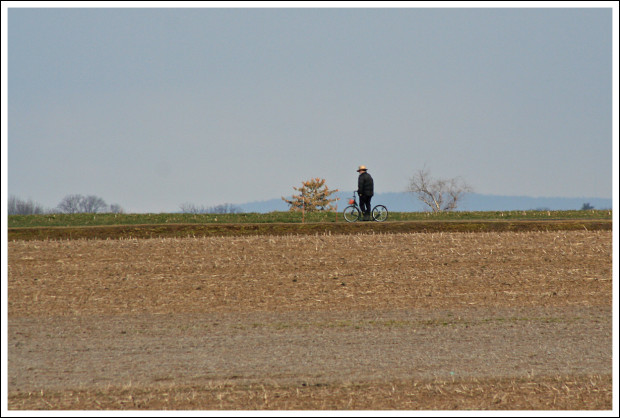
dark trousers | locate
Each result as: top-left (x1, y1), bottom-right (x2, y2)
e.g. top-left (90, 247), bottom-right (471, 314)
top-left (359, 194), bottom-right (372, 215)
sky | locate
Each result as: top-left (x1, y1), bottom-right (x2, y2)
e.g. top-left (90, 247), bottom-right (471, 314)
top-left (3, 2), bottom-right (618, 213)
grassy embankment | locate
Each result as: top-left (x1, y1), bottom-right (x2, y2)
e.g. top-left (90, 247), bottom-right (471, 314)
top-left (8, 210), bottom-right (612, 241)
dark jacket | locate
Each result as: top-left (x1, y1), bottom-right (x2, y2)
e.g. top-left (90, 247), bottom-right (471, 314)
top-left (358, 172), bottom-right (374, 197)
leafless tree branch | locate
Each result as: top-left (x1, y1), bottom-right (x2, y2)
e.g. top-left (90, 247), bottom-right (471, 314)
top-left (408, 167), bottom-right (472, 212)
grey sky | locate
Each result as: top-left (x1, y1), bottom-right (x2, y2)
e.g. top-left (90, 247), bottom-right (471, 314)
top-left (4, 4), bottom-right (616, 213)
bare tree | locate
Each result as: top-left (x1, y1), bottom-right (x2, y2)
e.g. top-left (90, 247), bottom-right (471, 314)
top-left (8, 195), bottom-right (47, 215)
top-left (208, 203), bottom-right (243, 214)
top-left (57, 194), bottom-right (83, 214)
top-left (180, 202), bottom-right (242, 214)
top-left (109, 203), bottom-right (125, 214)
top-left (408, 167), bottom-right (472, 212)
top-left (79, 195), bottom-right (108, 213)
top-left (180, 203), bottom-right (205, 214)
top-left (57, 194), bottom-right (109, 214)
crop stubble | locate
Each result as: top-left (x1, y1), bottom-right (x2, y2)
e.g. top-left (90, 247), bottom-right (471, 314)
top-left (7, 230), bottom-right (613, 410)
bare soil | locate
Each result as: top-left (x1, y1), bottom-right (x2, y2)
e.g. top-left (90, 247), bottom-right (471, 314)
top-left (7, 230), bottom-right (614, 410)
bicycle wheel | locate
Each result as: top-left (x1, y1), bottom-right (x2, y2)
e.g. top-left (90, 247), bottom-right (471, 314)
top-left (343, 205), bottom-right (361, 222)
top-left (372, 205), bottom-right (388, 222)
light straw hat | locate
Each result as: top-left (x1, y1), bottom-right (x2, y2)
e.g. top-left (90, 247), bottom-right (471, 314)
top-left (357, 165), bottom-right (367, 172)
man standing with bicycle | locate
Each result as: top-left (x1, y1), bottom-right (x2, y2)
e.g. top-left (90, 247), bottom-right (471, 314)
top-left (357, 165), bottom-right (374, 221)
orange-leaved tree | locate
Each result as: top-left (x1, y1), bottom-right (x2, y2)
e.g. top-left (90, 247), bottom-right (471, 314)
top-left (282, 178), bottom-right (339, 212)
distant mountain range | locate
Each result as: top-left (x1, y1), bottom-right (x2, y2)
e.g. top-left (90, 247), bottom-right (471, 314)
top-left (238, 192), bottom-right (613, 213)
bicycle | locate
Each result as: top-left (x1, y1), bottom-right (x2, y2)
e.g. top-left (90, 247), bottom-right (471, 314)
top-left (343, 191), bottom-right (388, 222)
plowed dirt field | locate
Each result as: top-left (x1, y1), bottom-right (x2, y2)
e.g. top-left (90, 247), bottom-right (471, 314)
top-left (7, 229), bottom-right (613, 410)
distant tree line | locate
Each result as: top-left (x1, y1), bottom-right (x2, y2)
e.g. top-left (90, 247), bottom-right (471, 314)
top-left (8, 196), bottom-right (48, 215)
top-left (8, 194), bottom-right (124, 215)
top-left (8, 189), bottom-right (604, 215)
top-left (179, 202), bottom-right (243, 214)
top-left (56, 194), bottom-right (124, 214)
top-left (9, 194), bottom-right (244, 215)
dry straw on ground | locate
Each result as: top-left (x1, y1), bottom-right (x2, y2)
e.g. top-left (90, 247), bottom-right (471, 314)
top-left (8, 230), bottom-right (613, 410)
